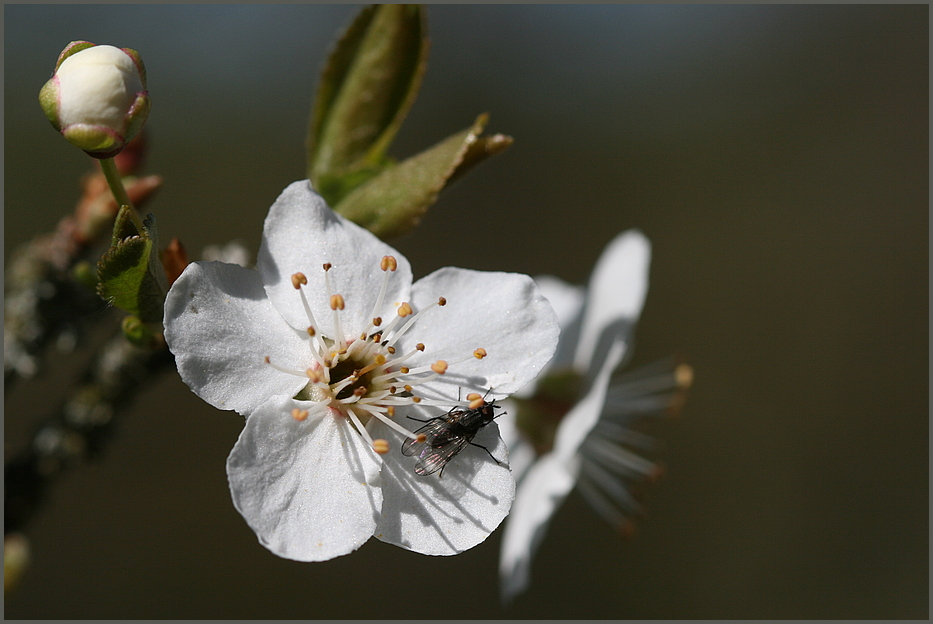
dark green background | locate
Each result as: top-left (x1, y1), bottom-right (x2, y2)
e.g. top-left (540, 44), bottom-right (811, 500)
top-left (4, 4), bottom-right (928, 618)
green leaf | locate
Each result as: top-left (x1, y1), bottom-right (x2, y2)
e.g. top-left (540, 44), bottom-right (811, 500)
top-left (307, 4), bottom-right (428, 206)
top-left (97, 211), bottom-right (168, 325)
top-left (334, 113), bottom-right (512, 239)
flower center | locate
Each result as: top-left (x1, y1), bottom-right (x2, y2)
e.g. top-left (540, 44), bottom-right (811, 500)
top-left (264, 256), bottom-right (489, 455)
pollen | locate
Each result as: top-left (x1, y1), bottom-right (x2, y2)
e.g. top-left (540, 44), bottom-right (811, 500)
top-left (307, 326), bottom-right (316, 337)
top-left (467, 393), bottom-right (485, 409)
top-left (438, 297), bottom-right (447, 306)
top-left (473, 348), bottom-right (487, 359)
top-left (431, 360), bottom-right (448, 374)
top-left (291, 273), bottom-right (308, 289)
top-left (372, 439), bottom-right (390, 454)
top-left (397, 302), bottom-right (413, 317)
top-left (380, 255), bottom-right (397, 272)
top-left (676, 364), bottom-right (694, 389)
top-left (322, 263), bottom-right (332, 271)
top-left (291, 408), bottom-right (309, 421)
top-left (330, 294), bottom-right (345, 310)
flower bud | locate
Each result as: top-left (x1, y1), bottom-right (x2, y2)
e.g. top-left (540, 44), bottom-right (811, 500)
top-left (39, 41), bottom-right (150, 159)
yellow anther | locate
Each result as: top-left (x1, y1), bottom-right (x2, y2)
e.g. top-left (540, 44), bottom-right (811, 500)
top-left (416, 433), bottom-right (427, 443)
top-left (373, 317), bottom-right (383, 327)
top-left (330, 294), bottom-right (345, 310)
top-left (676, 364), bottom-right (694, 389)
top-left (387, 406), bottom-right (395, 416)
top-left (353, 386), bottom-right (367, 397)
top-left (468, 397), bottom-right (485, 410)
top-left (397, 302), bottom-right (413, 317)
top-left (306, 368), bottom-right (323, 383)
top-left (322, 263), bottom-right (332, 271)
top-left (387, 346), bottom-right (396, 354)
top-left (291, 273), bottom-right (308, 289)
top-left (438, 297), bottom-right (447, 306)
top-left (431, 360), bottom-right (448, 374)
top-left (415, 343), bottom-right (425, 351)
top-left (400, 367), bottom-right (410, 374)
top-left (466, 392), bottom-right (482, 402)
top-left (372, 439), bottom-right (390, 454)
top-left (291, 408), bottom-right (309, 421)
top-left (473, 348), bottom-right (487, 359)
top-left (381, 256), bottom-right (398, 272)
top-left (264, 356), bottom-right (271, 364)
top-left (404, 385), bottom-right (413, 393)
top-left (412, 396), bottom-right (421, 403)
top-left (307, 326), bottom-right (316, 337)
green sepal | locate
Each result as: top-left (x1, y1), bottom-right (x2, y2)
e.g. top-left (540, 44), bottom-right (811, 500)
top-left (97, 208), bottom-right (169, 325)
top-left (54, 41), bottom-right (96, 72)
top-left (333, 113), bottom-right (512, 239)
top-left (307, 4), bottom-right (428, 206)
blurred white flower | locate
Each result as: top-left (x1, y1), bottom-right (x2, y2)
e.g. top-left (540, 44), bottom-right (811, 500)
top-left (164, 181), bottom-right (559, 562)
top-left (497, 230), bottom-right (692, 602)
top-left (39, 41), bottom-right (150, 158)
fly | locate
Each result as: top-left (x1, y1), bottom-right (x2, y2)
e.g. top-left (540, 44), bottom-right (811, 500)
top-left (401, 392), bottom-right (505, 477)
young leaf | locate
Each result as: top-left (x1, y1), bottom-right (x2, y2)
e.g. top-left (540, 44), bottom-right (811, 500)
top-left (307, 4), bottom-right (428, 206)
top-left (97, 213), bottom-right (169, 325)
top-left (334, 113), bottom-right (512, 239)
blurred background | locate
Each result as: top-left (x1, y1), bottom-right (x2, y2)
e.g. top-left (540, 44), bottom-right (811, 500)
top-left (4, 4), bottom-right (927, 618)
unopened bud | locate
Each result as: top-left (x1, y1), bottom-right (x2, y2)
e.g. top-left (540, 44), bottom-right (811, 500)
top-left (39, 42), bottom-right (150, 159)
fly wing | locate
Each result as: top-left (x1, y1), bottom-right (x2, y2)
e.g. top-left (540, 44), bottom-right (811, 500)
top-left (400, 418), bottom-right (447, 457)
top-left (413, 436), bottom-right (471, 476)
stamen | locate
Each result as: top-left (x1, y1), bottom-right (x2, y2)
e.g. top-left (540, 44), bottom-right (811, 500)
top-left (676, 364), bottom-right (694, 389)
top-left (365, 409), bottom-right (423, 441)
top-left (355, 354), bottom-right (387, 378)
top-left (431, 360), bottom-right (448, 374)
top-left (291, 273), bottom-right (308, 289)
top-left (345, 409), bottom-right (375, 448)
top-left (380, 255), bottom-right (398, 272)
top-left (372, 439), bottom-right (390, 454)
top-left (369, 257), bottom-right (397, 327)
top-left (384, 298), bottom-right (444, 347)
top-left (473, 348), bottom-right (487, 359)
top-left (264, 356), bottom-right (311, 378)
top-left (322, 265), bottom-right (346, 350)
top-left (291, 408), bottom-right (309, 421)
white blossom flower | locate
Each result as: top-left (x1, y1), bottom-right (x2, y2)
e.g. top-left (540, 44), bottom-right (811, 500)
top-left (39, 41), bottom-right (150, 158)
top-left (497, 230), bottom-right (692, 602)
top-left (163, 181), bottom-right (559, 562)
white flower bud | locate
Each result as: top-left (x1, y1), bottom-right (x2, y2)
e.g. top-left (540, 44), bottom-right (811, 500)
top-left (39, 41), bottom-right (150, 159)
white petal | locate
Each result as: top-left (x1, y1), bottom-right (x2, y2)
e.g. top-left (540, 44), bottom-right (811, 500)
top-left (227, 397), bottom-right (383, 562)
top-left (574, 230), bottom-right (651, 372)
top-left (369, 417), bottom-right (515, 555)
top-left (257, 180), bottom-right (413, 338)
top-left (534, 275), bottom-right (585, 331)
top-left (499, 453), bottom-right (579, 602)
top-left (514, 275), bottom-right (585, 397)
top-left (164, 261), bottom-right (309, 415)
top-left (499, 341), bottom-right (624, 598)
top-left (553, 337), bottom-right (627, 462)
top-left (400, 267), bottom-right (560, 399)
